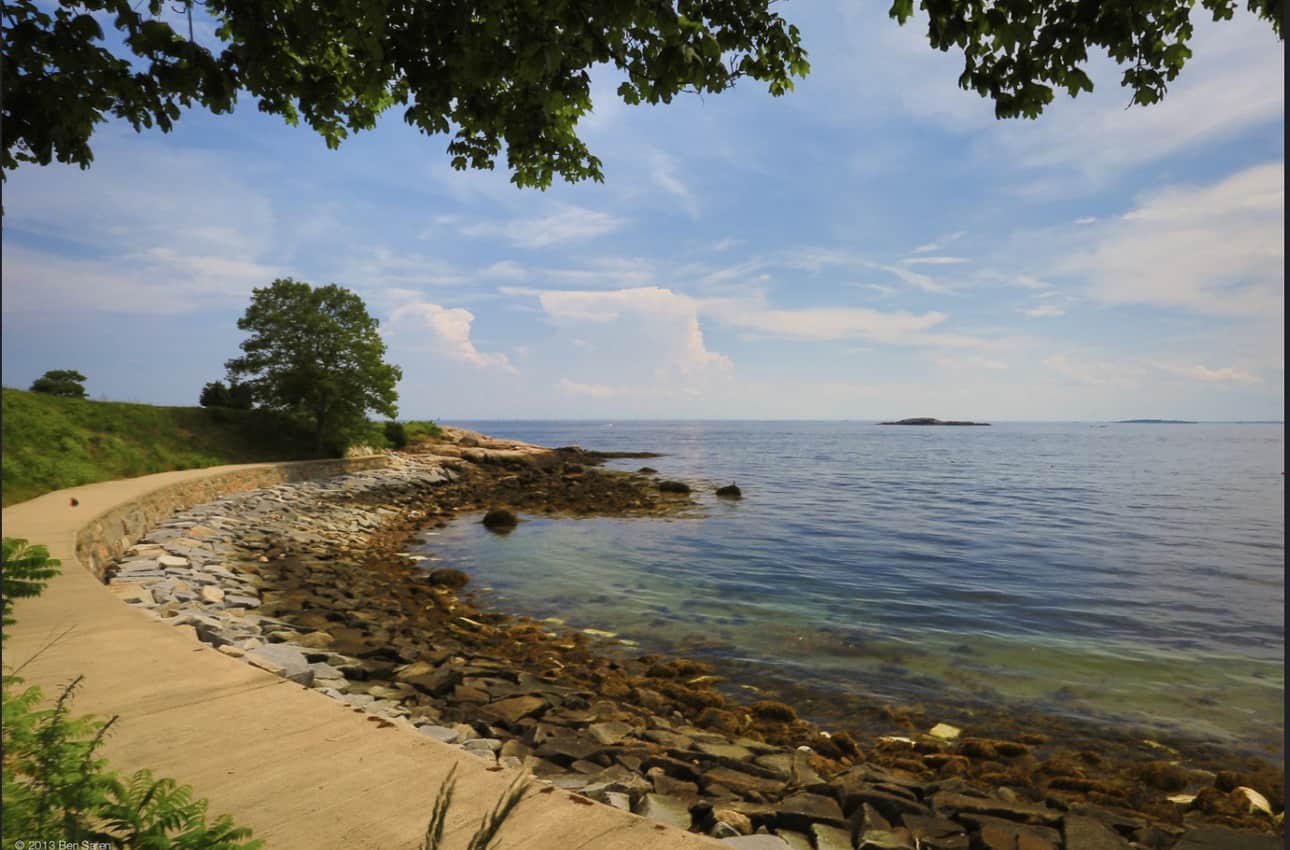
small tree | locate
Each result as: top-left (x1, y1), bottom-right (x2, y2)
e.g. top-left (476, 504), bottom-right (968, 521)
top-left (29, 370), bottom-right (87, 398)
top-left (225, 279), bottom-right (401, 453)
top-left (199, 381), bottom-right (231, 408)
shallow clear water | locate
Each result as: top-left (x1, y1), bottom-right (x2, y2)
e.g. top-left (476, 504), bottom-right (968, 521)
top-left (412, 421), bottom-right (1285, 757)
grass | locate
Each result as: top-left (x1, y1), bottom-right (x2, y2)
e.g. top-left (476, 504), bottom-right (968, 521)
top-left (1, 388), bottom-right (320, 507)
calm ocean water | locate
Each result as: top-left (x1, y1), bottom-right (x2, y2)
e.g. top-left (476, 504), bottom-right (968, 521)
top-left (413, 421), bottom-right (1285, 757)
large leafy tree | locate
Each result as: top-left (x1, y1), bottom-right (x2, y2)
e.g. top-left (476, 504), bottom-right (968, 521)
top-left (225, 279), bottom-right (400, 454)
top-left (3, 1), bottom-right (1280, 185)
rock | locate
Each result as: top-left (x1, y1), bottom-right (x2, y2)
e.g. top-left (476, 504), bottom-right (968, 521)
top-left (903, 814), bottom-right (968, 850)
top-left (1173, 827), bottom-right (1284, 850)
top-left (636, 793), bottom-right (693, 829)
top-left (774, 791), bottom-right (846, 830)
top-left (217, 645), bottom-right (246, 658)
top-left (247, 644), bottom-right (315, 686)
top-left (775, 831), bottom-right (813, 850)
top-left (400, 664), bottom-right (461, 697)
top-left (482, 509), bottom-right (518, 530)
top-left (841, 787), bottom-right (931, 822)
top-left (703, 767), bottom-right (785, 798)
top-left (482, 695), bottom-right (547, 726)
top-left (697, 741), bottom-right (756, 761)
top-left (811, 824), bottom-right (854, 850)
top-left (856, 826), bottom-right (915, 850)
top-left (969, 817), bottom-right (1061, 850)
top-left (588, 720), bottom-right (633, 746)
top-left (929, 723), bottom-right (961, 741)
top-left (1064, 816), bottom-right (1131, 850)
top-left (714, 809), bottom-right (754, 836)
top-left (1234, 786), bottom-right (1274, 816)
top-left (720, 837), bottom-right (793, 849)
top-left (200, 585), bottom-right (226, 604)
top-left (427, 568), bottom-right (470, 588)
top-left (716, 484), bottom-right (742, 499)
top-left (294, 631), bottom-right (334, 649)
top-left (157, 555), bottom-right (189, 568)
top-left (463, 737), bottom-right (503, 753)
top-left (657, 480), bottom-right (691, 494)
top-left (931, 791), bottom-right (1062, 826)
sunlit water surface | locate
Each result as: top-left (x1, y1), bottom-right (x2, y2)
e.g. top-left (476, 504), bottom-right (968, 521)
top-left (411, 421), bottom-right (1284, 758)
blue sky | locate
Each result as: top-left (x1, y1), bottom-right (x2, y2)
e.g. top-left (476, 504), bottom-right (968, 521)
top-left (2, 2), bottom-right (1284, 421)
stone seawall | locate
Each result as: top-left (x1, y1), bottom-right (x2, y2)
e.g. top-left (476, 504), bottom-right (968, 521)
top-left (74, 455), bottom-right (390, 579)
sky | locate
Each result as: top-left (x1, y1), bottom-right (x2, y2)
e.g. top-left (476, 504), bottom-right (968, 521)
top-left (2, 3), bottom-right (1284, 422)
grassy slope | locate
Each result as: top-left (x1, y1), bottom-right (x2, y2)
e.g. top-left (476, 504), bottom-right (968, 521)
top-left (1, 388), bottom-right (321, 506)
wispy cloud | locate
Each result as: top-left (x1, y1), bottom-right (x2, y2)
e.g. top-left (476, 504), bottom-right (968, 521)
top-left (903, 256), bottom-right (968, 266)
top-left (461, 205), bottom-right (626, 248)
top-left (1020, 304), bottom-right (1066, 318)
top-left (1155, 363), bottom-right (1260, 385)
top-left (646, 148), bottom-right (700, 218)
top-left (1066, 162), bottom-right (1284, 316)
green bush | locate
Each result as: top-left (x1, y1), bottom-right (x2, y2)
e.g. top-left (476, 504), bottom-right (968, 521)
top-left (384, 421), bottom-right (408, 449)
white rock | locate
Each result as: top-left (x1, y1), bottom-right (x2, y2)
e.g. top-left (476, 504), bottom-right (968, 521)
top-left (929, 723), bottom-right (961, 741)
top-left (1236, 786), bottom-right (1274, 817)
top-left (157, 555), bottom-right (189, 568)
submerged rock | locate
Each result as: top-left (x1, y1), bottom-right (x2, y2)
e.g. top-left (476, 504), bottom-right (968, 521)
top-left (716, 484), bottom-right (743, 499)
top-left (658, 480), bottom-right (691, 494)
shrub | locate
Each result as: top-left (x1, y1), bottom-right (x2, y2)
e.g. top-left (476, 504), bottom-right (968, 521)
top-left (384, 421), bottom-right (409, 449)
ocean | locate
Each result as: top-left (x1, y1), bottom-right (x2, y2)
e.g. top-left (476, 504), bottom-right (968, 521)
top-left (410, 421), bottom-right (1285, 759)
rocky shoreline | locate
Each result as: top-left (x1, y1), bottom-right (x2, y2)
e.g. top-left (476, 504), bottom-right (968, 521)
top-left (104, 430), bottom-right (1283, 850)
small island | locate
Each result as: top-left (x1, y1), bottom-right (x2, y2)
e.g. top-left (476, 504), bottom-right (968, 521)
top-left (1115, 419), bottom-right (1197, 424)
top-left (879, 417), bottom-right (991, 426)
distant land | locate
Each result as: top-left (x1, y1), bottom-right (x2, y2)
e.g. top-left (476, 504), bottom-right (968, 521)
top-left (879, 418), bottom-right (990, 426)
top-left (1116, 419), bottom-right (1198, 424)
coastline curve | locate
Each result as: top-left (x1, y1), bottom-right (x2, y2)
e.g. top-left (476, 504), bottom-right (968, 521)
top-left (2, 458), bottom-right (722, 850)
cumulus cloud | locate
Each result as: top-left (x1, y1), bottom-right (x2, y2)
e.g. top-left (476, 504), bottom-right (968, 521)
top-left (387, 300), bottom-right (514, 371)
top-left (539, 287), bottom-right (732, 376)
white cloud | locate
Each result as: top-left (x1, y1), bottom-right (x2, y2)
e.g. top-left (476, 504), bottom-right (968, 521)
top-left (876, 263), bottom-right (952, 294)
top-left (1044, 354), bottom-right (1141, 387)
top-left (926, 353), bottom-right (1008, 371)
top-left (912, 242), bottom-right (939, 253)
top-left (1155, 363), bottom-right (1260, 385)
top-left (903, 256), bottom-right (968, 266)
top-left (387, 300), bottom-right (515, 371)
top-left (1020, 304), bottom-right (1066, 318)
top-left (461, 205), bottom-right (625, 248)
top-left (556, 378), bottom-right (624, 399)
top-left (537, 287), bottom-right (733, 384)
top-left (1067, 162), bottom-right (1284, 316)
top-left (996, 11), bottom-right (1284, 194)
top-left (1074, 217), bottom-right (1098, 225)
top-left (646, 148), bottom-right (700, 218)
top-left (1, 243), bottom-right (282, 314)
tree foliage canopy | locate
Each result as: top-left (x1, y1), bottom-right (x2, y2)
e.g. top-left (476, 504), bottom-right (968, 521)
top-left (4, 0), bottom-right (1279, 184)
top-left (29, 369), bottom-right (88, 398)
top-left (225, 279), bottom-right (400, 453)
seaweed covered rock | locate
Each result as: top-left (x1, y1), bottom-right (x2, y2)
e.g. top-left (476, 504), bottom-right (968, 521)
top-left (658, 480), bottom-right (691, 494)
top-left (481, 508), bottom-right (518, 530)
top-left (716, 484), bottom-right (742, 499)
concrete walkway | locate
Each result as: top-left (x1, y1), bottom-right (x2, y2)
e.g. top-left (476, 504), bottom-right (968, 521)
top-left (3, 465), bottom-right (722, 850)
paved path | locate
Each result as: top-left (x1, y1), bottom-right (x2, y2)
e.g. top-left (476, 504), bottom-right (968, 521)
top-left (4, 465), bottom-right (721, 850)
